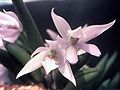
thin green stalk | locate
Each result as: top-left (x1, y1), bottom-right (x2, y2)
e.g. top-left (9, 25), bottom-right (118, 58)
top-left (12, 0), bottom-right (44, 50)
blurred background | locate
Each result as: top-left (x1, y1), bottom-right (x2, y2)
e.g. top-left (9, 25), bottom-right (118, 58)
top-left (0, 0), bottom-right (119, 86)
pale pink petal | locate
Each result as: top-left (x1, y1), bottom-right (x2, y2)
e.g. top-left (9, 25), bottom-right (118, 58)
top-left (79, 43), bottom-right (101, 57)
top-left (0, 12), bottom-right (19, 27)
top-left (0, 12), bottom-right (14, 21)
top-left (56, 35), bottom-right (68, 48)
top-left (56, 48), bottom-right (76, 86)
top-left (82, 20), bottom-right (116, 42)
top-left (45, 39), bottom-right (58, 49)
top-left (31, 47), bottom-right (49, 58)
top-left (77, 49), bottom-right (86, 55)
top-left (3, 33), bottom-right (20, 43)
top-left (0, 64), bottom-right (10, 85)
top-left (4, 11), bottom-right (19, 21)
top-left (42, 57), bottom-right (59, 74)
top-left (51, 8), bottom-right (71, 39)
top-left (66, 45), bottom-right (78, 64)
top-left (58, 61), bottom-right (76, 86)
top-left (46, 29), bottom-right (58, 40)
top-left (67, 26), bottom-right (82, 38)
top-left (3, 10), bottom-right (23, 32)
top-left (16, 51), bottom-right (48, 79)
top-left (0, 40), bottom-right (4, 50)
top-left (0, 28), bottom-right (20, 38)
top-left (1, 28), bottom-right (21, 45)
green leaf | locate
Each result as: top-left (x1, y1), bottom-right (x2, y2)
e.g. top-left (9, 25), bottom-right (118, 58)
top-left (97, 79), bottom-right (110, 90)
top-left (3, 40), bottom-right (30, 65)
top-left (75, 67), bottom-right (98, 78)
top-left (16, 39), bottom-right (33, 53)
top-left (84, 54), bottom-right (109, 90)
top-left (103, 52), bottom-right (117, 77)
top-left (95, 52), bottom-right (117, 88)
top-left (96, 54), bottom-right (108, 70)
top-left (3, 40), bottom-right (44, 82)
top-left (12, 0), bottom-right (44, 50)
top-left (109, 72), bottom-right (120, 89)
top-left (64, 68), bottom-right (99, 90)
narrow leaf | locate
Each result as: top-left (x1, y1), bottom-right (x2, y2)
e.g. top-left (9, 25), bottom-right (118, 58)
top-left (64, 68), bottom-right (99, 90)
top-left (3, 40), bottom-right (30, 65)
top-left (0, 49), bottom-right (22, 74)
top-left (103, 52), bottom-right (117, 77)
top-left (84, 54), bottom-right (108, 90)
top-left (109, 72), bottom-right (120, 88)
top-left (97, 79), bottom-right (110, 90)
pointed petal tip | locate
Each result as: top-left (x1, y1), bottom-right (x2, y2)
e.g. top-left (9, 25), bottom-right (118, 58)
top-left (51, 8), bottom-right (55, 14)
top-left (16, 75), bottom-right (19, 79)
top-left (109, 19), bottom-right (116, 26)
top-left (3, 9), bottom-right (6, 13)
top-left (16, 73), bottom-right (22, 79)
top-left (46, 29), bottom-right (58, 40)
top-left (95, 51), bottom-right (101, 57)
top-left (74, 81), bottom-right (77, 86)
top-left (71, 79), bottom-right (76, 86)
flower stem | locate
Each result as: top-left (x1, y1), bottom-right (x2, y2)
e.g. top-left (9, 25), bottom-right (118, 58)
top-left (51, 70), bottom-right (57, 90)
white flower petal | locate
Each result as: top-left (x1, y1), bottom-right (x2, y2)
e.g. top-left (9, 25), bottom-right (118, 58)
top-left (16, 51), bottom-right (48, 79)
top-left (45, 39), bottom-right (58, 49)
top-left (42, 57), bottom-right (59, 74)
top-left (56, 35), bottom-right (68, 48)
top-left (58, 61), bottom-right (76, 86)
top-left (66, 45), bottom-right (78, 64)
top-left (0, 11), bottom-right (19, 27)
top-left (80, 43), bottom-right (101, 57)
top-left (77, 49), bottom-right (86, 55)
top-left (67, 26), bottom-right (82, 38)
top-left (31, 47), bottom-right (49, 58)
top-left (0, 28), bottom-right (20, 38)
top-left (46, 29), bottom-right (58, 40)
top-left (51, 8), bottom-right (71, 39)
top-left (82, 20), bottom-right (116, 42)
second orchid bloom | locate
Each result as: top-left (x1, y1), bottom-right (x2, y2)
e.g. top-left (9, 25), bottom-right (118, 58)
top-left (0, 10), bottom-right (23, 50)
top-left (47, 8), bottom-right (115, 64)
top-left (17, 40), bottom-right (76, 86)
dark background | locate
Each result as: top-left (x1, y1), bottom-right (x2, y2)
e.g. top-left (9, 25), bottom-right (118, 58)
top-left (0, 0), bottom-right (120, 85)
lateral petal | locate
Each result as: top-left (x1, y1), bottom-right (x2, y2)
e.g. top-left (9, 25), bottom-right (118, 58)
top-left (16, 51), bottom-right (48, 79)
top-left (56, 35), bottom-right (68, 48)
top-left (82, 20), bottom-right (116, 42)
top-left (79, 43), bottom-right (101, 57)
top-left (58, 61), bottom-right (76, 86)
top-left (45, 39), bottom-right (58, 49)
top-left (31, 47), bottom-right (49, 58)
top-left (46, 29), bottom-right (58, 40)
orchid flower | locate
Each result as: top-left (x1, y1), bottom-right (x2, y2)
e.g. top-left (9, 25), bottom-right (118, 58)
top-left (16, 40), bottom-right (76, 86)
top-left (0, 63), bottom-right (10, 85)
top-left (0, 10), bottom-right (23, 50)
top-left (47, 8), bottom-right (115, 64)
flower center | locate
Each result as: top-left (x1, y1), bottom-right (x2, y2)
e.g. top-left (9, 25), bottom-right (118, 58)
top-left (47, 49), bottom-right (57, 59)
top-left (70, 37), bottom-right (79, 45)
